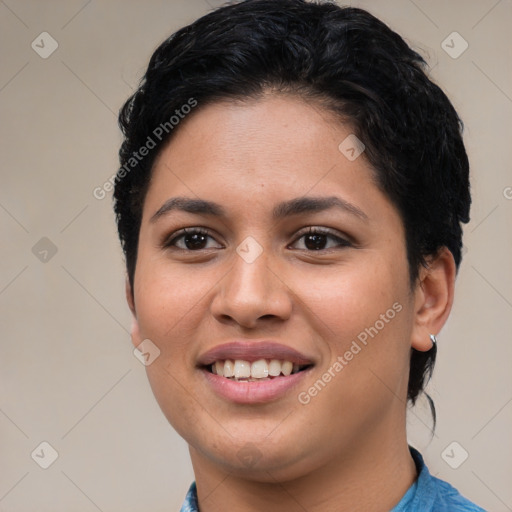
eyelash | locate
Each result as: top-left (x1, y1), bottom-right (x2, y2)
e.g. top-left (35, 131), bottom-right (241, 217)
top-left (163, 226), bottom-right (352, 252)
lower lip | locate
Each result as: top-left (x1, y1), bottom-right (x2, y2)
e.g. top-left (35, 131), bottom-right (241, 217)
top-left (201, 368), bottom-right (312, 404)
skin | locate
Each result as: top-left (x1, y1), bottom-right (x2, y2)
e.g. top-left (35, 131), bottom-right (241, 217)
top-left (126, 93), bottom-right (456, 512)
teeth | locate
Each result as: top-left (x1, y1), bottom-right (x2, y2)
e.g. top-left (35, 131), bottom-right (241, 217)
top-left (281, 361), bottom-right (293, 376)
top-left (224, 359), bottom-right (234, 378)
top-left (251, 359), bottom-right (269, 379)
top-left (268, 359), bottom-right (282, 377)
top-left (234, 360), bottom-right (251, 379)
top-left (210, 358), bottom-right (306, 380)
top-left (215, 361), bottom-right (224, 377)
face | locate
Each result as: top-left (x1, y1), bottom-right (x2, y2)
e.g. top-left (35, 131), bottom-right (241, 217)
top-left (129, 94), bottom-right (421, 481)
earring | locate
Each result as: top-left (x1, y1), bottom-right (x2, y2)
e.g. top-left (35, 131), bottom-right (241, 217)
top-left (430, 334), bottom-right (437, 348)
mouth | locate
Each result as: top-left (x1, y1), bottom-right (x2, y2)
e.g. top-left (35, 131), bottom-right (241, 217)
top-left (204, 358), bottom-right (313, 381)
top-left (197, 341), bottom-right (315, 403)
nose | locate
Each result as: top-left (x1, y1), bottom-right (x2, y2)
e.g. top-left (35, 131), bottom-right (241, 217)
top-left (210, 249), bottom-right (293, 329)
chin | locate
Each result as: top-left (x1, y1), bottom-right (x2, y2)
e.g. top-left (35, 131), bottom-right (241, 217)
top-left (186, 425), bottom-right (324, 483)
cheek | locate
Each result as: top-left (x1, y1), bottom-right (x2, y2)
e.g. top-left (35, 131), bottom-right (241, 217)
top-left (134, 259), bottom-right (216, 351)
top-left (288, 255), bottom-right (408, 345)
top-left (285, 253), bottom-right (413, 405)
top-left (133, 260), bottom-right (217, 435)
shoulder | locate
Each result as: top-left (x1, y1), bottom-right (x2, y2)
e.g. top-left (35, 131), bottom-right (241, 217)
top-left (410, 447), bottom-right (488, 512)
top-left (428, 474), bottom-right (488, 511)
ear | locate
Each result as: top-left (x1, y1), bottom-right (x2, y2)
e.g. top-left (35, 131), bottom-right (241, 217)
top-left (126, 276), bottom-right (142, 348)
top-left (411, 247), bottom-right (456, 351)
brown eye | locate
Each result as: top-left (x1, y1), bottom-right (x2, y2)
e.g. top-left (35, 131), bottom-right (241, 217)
top-left (165, 228), bottom-right (222, 251)
top-left (290, 228), bottom-right (351, 251)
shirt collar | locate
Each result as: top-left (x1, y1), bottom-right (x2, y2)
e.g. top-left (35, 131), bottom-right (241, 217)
top-left (179, 481), bottom-right (199, 512)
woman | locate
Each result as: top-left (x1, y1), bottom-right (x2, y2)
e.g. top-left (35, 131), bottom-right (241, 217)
top-left (113, 1), bottom-right (486, 510)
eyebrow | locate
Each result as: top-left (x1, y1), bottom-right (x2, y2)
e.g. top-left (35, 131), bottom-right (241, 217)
top-left (150, 195), bottom-right (368, 223)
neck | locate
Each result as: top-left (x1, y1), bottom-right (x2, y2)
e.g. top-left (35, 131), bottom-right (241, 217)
top-left (188, 413), bottom-right (417, 512)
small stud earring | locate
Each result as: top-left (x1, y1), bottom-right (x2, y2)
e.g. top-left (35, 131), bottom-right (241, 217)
top-left (430, 334), bottom-right (437, 347)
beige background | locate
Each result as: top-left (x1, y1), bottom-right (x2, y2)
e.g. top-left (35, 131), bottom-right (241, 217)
top-left (1, 0), bottom-right (511, 510)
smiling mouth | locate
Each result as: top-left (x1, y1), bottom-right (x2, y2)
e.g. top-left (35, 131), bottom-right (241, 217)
top-left (205, 359), bottom-right (313, 381)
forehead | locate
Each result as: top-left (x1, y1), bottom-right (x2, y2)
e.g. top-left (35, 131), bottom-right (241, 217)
top-left (142, 94), bottom-right (397, 229)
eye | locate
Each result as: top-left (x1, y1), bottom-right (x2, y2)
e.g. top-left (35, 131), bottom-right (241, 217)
top-left (164, 228), bottom-right (223, 251)
top-left (289, 227), bottom-right (352, 251)
top-left (163, 227), bottom-right (350, 252)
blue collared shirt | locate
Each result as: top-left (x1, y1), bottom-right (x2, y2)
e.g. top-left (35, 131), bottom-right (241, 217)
top-left (179, 447), bottom-right (487, 511)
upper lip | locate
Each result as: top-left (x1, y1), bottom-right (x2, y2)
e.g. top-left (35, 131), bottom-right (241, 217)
top-left (197, 341), bottom-right (315, 366)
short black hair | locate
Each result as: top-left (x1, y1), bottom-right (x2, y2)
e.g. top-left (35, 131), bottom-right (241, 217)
top-left (113, 0), bottom-right (470, 421)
